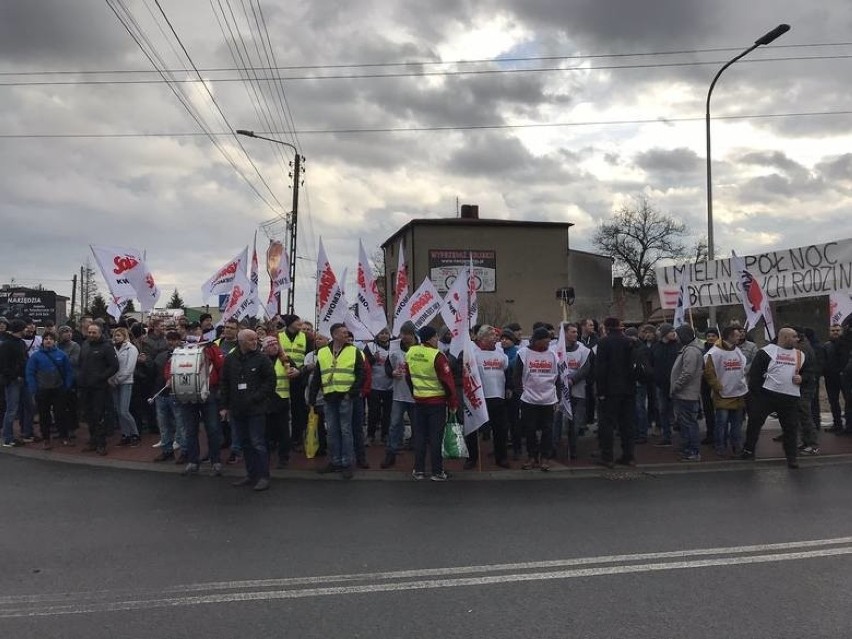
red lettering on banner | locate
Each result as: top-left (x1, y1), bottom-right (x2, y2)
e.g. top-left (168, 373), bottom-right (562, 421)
top-left (528, 359), bottom-right (554, 372)
top-left (396, 266), bottom-right (408, 294)
top-left (463, 363), bottom-right (484, 410)
top-left (113, 255), bottom-right (139, 275)
top-left (318, 263), bottom-right (336, 310)
top-left (216, 261), bottom-right (239, 282)
top-left (145, 273), bottom-right (155, 290)
top-left (722, 358), bottom-right (742, 372)
top-left (227, 285), bottom-right (244, 312)
top-left (409, 291), bottom-right (434, 317)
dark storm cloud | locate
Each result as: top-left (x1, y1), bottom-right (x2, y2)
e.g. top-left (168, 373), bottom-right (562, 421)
top-left (635, 147), bottom-right (702, 174)
top-left (0, 0), bottom-right (131, 64)
top-left (738, 151), bottom-right (809, 180)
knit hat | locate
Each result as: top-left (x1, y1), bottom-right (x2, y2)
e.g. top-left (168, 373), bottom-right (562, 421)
top-left (418, 326), bottom-right (437, 342)
top-left (501, 329), bottom-right (518, 343)
top-left (625, 327), bottom-right (639, 338)
top-left (658, 323), bottom-right (675, 338)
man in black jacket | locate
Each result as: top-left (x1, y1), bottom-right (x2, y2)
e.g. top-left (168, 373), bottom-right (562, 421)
top-left (1, 319), bottom-right (31, 447)
top-left (650, 324), bottom-right (680, 446)
top-left (78, 323), bottom-right (120, 455)
top-left (823, 324), bottom-right (850, 433)
top-left (595, 316), bottom-right (636, 468)
top-left (220, 329), bottom-right (276, 491)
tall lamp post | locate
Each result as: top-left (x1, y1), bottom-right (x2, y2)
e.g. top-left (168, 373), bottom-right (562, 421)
top-left (236, 129), bottom-right (303, 315)
top-left (705, 23), bottom-right (790, 328)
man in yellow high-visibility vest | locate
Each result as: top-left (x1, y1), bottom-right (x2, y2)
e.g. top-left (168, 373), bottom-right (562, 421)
top-left (405, 326), bottom-right (458, 481)
top-left (278, 314), bottom-right (313, 451)
top-left (308, 322), bottom-right (364, 479)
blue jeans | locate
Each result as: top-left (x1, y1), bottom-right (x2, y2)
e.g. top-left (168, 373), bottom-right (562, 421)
top-left (325, 396), bottom-right (355, 468)
top-left (111, 384), bottom-right (138, 438)
top-left (635, 384), bottom-right (649, 439)
top-left (655, 386), bottom-right (673, 441)
top-left (181, 395), bottom-right (223, 465)
top-left (2, 380), bottom-right (24, 444)
top-left (413, 403), bottom-right (446, 475)
top-left (155, 394), bottom-right (182, 450)
top-left (714, 408), bottom-right (743, 454)
top-left (351, 396), bottom-right (366, 464)
top-left (673, 398), bottom-right (700, 456)
top-left (231, 413), bottom-right (268, 481)
top-left (387, 400), bottom-right (414, 454)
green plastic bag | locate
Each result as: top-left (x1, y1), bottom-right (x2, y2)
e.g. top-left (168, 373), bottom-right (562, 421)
top-left (442, 412), bottom-right (469, 459)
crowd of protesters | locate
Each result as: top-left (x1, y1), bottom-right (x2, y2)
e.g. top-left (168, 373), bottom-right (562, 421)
top-left (1, 311), bottom-right (851, 487)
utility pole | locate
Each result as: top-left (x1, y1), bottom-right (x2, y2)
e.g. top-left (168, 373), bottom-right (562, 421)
top-left (70, 274), bottom-right (77, 321)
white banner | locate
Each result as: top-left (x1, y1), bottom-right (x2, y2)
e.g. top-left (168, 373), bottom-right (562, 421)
top-left (356, 239), bottom-right (388, 336)
top-left (201, 247), bottom-right (248, 302)
top-left (440, 265), bottom-right (471, 358)
top-left (657, 238), bottom-right (852, 309)
top-left (265, 240), bottom-right (290, 317)
top-left (731, 252), bottom-right (776, 340)
top-left (461, 337), bottom-right (489, 435)
top-left (90, 245), bottom-right (160, 312)
top-left (391, 244), bottom-right (411, 336)
top-left (221, 265), bottom-right (254, 323)
top-left (407, 277), bottom-right (443, 329)
top-left (673, 267), bottom-right (691, 328)
top-left (829, 291), bottom-right (852, 327)
top-left (315, 239), bottom-right (348, 337)
top-left (246, 233), bottom-right (262, 319)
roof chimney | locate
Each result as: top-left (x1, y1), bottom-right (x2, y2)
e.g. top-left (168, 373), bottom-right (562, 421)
top-left (459, 204), bottom-right (479, 220)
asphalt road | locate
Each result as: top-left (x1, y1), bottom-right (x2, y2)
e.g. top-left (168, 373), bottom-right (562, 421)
top-left (1, 455), bottom-right (851, 638)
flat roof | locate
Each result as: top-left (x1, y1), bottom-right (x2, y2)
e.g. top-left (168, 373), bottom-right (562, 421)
top-left (381, 217), bottom-right (574, 248)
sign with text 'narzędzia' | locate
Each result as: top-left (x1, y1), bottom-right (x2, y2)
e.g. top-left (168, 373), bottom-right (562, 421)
top-left (656, 239), bottom-right (852, 309)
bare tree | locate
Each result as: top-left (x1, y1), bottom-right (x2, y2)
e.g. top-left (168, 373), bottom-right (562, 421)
top-left (80, 258), bottom-right (99, 313)
top-left (593, 196), bottom-right (688, 319)
top-left (476, 297), bottom-right (514, 328)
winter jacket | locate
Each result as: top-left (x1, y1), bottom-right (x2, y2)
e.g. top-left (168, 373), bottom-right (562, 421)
top-left (25, 346), bottom-right (74, 395)
top-left (594, 329), bottom-right (636, 397)
top-left (795, 340), bottom-right (818, 394)
top-left (109, 341), bottom-right (138, 386)
top-left (78, 337), bottom-right (120, 389)
top-left (650, 339), bottom-right (680, 391)
top-left (59, 340), bottom-right (81, 375)
top-left (220, 347), bottom-right (276, 417)
top-left (0, 333), bottom-right (28, 386)
top-left (670, 339), bottom-right (705, 401)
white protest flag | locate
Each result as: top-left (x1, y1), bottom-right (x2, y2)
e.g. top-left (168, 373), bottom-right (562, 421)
top-left (221, 263), bottom-right (254, 323)
top-left (553, 322), bottom-right (573, 419)
top-left (246, 232), bottom-right (263, 318)
top-left (407, 277), bottom-right (443, 329)
top-left (265, 240), bottom-right (290, 317)
top-left (391, 244), bottom-right (411, 336)
top-left (201, 246), bottom-right (248, 302)
top-left (732, 251), bottom-right (776, 340)
top-left (439, 265), bottom-right (470, 358)
top-left (315, 238), bottom-right (348, 337)
top-left (357, 239), bottom-right (388, 335)
top-left (461, 335), bottom-right (489, 435)
top-left (468, 253), bottom-right (479, 326)
top-left (344, 308), bottom-right (374, 342)
top-left (673, 266), bottom-right (692, 328)
top-left (107, 295), bottom-right (131, 321)
top-left (90, 245), bottom-right (145, 301)
top-left (829, 292), bottom-right (852, 327)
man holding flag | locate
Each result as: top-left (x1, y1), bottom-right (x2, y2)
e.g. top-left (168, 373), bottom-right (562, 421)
top-left (469, 325), bottom-right (508, 468)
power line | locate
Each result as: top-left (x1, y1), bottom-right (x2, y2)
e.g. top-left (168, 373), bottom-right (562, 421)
top-left (2, 108), bottom-right (850, 139)
top-left (2, 41), bottom-right (851, 76)
top-left (2, 54), bottom-right (850, 86)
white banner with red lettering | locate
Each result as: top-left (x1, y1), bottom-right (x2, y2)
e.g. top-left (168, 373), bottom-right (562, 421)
top-left (315, 239), bottom-right (348, 337)
top-left (221, 265), bottom-right (254, 323)
top-left (440, 265), bottom-right (471, 358)
top-left (461, 337), bottom-right (489, 435)
top-left (90, 245), bottom-right (161, 312)
top-left (357, 239), bottom-right (387, 335)
top-left (830, 292), bottom-right (852, 327)
top-left (731, 251), bottom-right (776, 339)
top-left (391, 244), bottom-right (411, 336)
top-left (407, 277), bottom-right (443, 329)
top-left (201, 247), bottom-right (248, 302)
top-left (265, 240), bottom-right (290, 317)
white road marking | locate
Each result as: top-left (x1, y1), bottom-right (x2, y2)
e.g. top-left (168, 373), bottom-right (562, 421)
top-left (2, 539), bottom-right (852, 618)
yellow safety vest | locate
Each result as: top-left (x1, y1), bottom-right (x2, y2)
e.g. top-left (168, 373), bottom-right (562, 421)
top-left (405, 345), bottom-right (444, 399)
top-left (278, 331), bottom-right (307, 367)
top-left (317, 344), bottom-right (357, 395)
top-left (274, 359), bottom-right (291, 399)
top-left (214, 338), bottom-right (238, 355)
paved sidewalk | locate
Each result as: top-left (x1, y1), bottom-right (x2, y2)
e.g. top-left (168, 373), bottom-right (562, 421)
top-left (3, 412), bottom-right (851, 480)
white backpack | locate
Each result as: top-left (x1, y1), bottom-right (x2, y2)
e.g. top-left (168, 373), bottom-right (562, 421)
top-left (170, 346), bottom-right (211, 404)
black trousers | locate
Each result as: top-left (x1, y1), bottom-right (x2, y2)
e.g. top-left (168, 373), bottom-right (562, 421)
top-left (508, 394), bottom-right (522, 453)
top-left (485, 397), bottom-right (509, 463)
top-left (744, 391), bottom-right (799, 460)
top-left (522, 402), bottom-right (554, 461)
top-left (825, 374), bottom-right (850, 429)
top-left (701, 381), bottom-right (714, 439)
top-left (598, 395), bottom-right (635, 463)
top-left (266, 395), bottom-right (291, 462)
top-left (367, 389), bottom-right (392, 440)
top-left (80, 386), bottom-right (108, 447)
top-left (289, 376), bottom-right (308, 446)
top-left (36, 388), bottom-right (69, 441)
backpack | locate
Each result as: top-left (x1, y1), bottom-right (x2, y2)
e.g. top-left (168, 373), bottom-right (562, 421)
top-left (170, 345), bottom-right (211, 404)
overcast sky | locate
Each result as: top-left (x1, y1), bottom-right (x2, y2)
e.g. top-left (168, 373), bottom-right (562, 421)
top-left (1, 0), bottom-right (850, 316)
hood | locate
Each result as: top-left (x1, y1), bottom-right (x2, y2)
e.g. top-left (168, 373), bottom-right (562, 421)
top-left (675, 325), bottom-right (695, 345)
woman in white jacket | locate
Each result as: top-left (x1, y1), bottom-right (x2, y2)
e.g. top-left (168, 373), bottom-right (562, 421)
top-left (110, 327), bottom-right (140, 446)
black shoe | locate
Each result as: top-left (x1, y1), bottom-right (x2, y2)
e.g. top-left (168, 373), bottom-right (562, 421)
top-left (341, 466), bottom-right (354, 479)
top-left (380, 453), bottom-right (396, 469)
top-left (463, 459), bottom-right (477, 470)
top-left (317, 463), bottom-right (340, 475)
top-left (634, 437), bottom-right (648, 444)
top-left (153, 451), bottom-right (174, 462)
top-left (129, 435), bottom-right (141, 448)
top-left (595, 460), bottom-right (615, 469)
top-left (772, 434), bottom-right (784, 442)
top-left (82, 442), bottom-right (98, 452)
top-left (253, 478), bottom-right (270, 491)
top-left (787, 459), bottom-right (800, 469)
top-left (117, 436), bottom-right (130, 447)
top-left (231, 477), bottom-right (253, 487)
top-left (276, 460), bottom-right (288, 470)
top-left (496, 459), bottom-right (511, 469)
top-left (739, 449), bottom-right (755, 460)
top-left (654, 439), bottom-right (672, 447)
top-left (616, 457), bottom-right (637, 467)
top-left (357, 460), bottom-right (370, 470)
top-left (96, 445), bottom-right (107, 456)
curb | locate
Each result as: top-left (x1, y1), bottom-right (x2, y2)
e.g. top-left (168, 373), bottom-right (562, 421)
top-left (4, 446), bottom-right (852, 481)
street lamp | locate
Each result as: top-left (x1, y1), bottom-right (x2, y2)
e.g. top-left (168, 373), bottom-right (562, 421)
top-left (705, 24), bottom-right (790, 328)
top-left (236, 129), bottom-right (303, 315)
